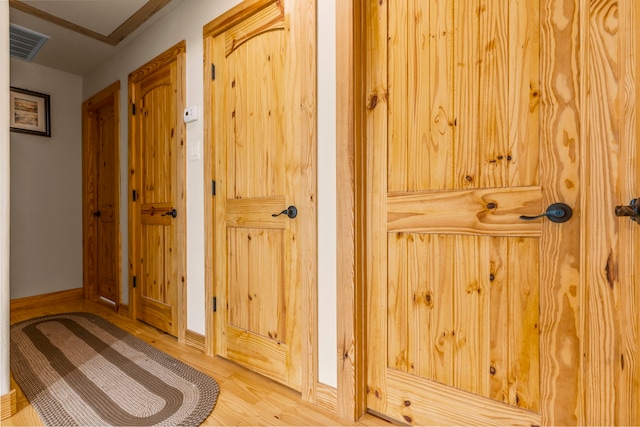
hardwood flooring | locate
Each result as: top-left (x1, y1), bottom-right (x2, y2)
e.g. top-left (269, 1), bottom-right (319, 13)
top-left (3, 295), bottom-right (393, 426)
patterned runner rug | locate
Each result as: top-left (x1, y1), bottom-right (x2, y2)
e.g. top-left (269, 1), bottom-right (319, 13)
top-left (10, 312), bottom-right (219, 426)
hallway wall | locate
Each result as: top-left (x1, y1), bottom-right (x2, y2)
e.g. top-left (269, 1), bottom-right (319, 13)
top-left (9, 59), bottom-right (83, 299)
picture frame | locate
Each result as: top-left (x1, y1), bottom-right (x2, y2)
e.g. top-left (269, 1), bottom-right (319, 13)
top-left (9, 87), bottom-right (51, 137)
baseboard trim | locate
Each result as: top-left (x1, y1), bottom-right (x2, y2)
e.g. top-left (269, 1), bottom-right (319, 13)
top-left (316, 382), bottom-right (338, 414)
top-left (0, 389), bottom-right (16, 420)
top-left (10, 288), bottom-right (83, 311)
top-left (185, 329), bottom-right (205, 352)
top-left (118, 303), bottom-right (130, 317)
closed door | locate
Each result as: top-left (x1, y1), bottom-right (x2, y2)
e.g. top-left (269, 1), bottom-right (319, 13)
top-left (95, 104), bottom-right (118, 302)
top-left (365, 1), bottom-right (638, 426)
top-left (129, 42), bottom-right (186, 338)
top-left (82, 82), bottom-right (120, 306)
top-left (205, 0), bottom-right (316, 392)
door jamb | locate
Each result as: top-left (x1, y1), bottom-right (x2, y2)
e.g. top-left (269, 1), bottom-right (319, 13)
top-left (82, 81), bottom-right (121, 305)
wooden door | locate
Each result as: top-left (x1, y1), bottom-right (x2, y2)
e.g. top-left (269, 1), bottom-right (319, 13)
top-left (204, 0), bottom-right (317, 392)
top-left (366, 1), bottom-right (544, 424)
top-left (364, 1), bottom-right (639, 426)
top-left (129, 42), bottom-right (186, 338)
top-left (95, 103), bottom-right (118, 302)
top-left (82, 82), bottom-right (120, 306)
top-left (581, 1), bottom-right (639, 425)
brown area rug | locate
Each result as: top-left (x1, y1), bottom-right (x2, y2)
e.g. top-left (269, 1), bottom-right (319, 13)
top-left (10, 312), bottom-right (219, 426)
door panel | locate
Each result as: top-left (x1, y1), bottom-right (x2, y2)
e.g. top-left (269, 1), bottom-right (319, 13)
top-left (365, 0), bottom-right (639, 426)
top-left (96, 105), bottom-right (118, 302)
top-left (366, 0), bottom-right (544, 424)
top-left (206, 0), bottom-right (316, 392)
top-left (82, 81), bottom-right (120, 306)
top-left (129, 42), bottom-right (186, 338)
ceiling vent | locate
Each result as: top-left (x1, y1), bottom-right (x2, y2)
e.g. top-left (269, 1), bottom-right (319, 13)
top-left (10, 24), bottom-right (50, 61)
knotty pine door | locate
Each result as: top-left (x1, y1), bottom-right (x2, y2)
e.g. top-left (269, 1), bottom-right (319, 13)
top-left (204, 0), bottom-right (316, 392)
top-left (129, 42), bottom-right (186, 338)
top-left (364, 1), bottom-right (639, 426)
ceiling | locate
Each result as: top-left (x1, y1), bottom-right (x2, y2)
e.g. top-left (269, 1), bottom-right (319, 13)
top-left (9, 0), bottom-right (183, 75)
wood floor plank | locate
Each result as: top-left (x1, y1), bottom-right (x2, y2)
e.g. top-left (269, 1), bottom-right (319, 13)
top-left (4, 296), bottom-right (394, 426)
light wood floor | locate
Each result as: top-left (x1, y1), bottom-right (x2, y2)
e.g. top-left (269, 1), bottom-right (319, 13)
top-left (3, 296), bottom-right (394, 426)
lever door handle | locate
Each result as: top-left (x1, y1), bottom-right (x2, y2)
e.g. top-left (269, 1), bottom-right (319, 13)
top-left (615, 198), bottom-right (639, 223)
top-left (272, 205), bottom-right (298, 219)
top-left (162, 208), bottom-right (177, 218)
top-left (520, 202), bottom-right (573, 223)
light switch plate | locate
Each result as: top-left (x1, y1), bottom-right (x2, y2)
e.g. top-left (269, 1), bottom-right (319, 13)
top-left (188, 140), bottom-right (201, 160)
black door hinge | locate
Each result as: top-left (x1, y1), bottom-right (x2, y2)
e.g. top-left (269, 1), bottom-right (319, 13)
top-left (212, 180), bottom-right (216, 196)
top-left (211, 64), bottom-right (216, 80)
top-left (132, 189), bottom-right (137, 201)
top-left (133, 276), bottom-right (137, 288)
top-left (212, 297), bottom-right (217, 312)
top-left (132, 103), bottom-right (136, 115)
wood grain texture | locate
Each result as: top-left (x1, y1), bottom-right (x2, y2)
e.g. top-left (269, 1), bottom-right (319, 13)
top-left (364, 0), bottom-right (389, 416)
top-left (539, 0), bottom-right (583, 424)
top-left (336, 0), bottom-right (368, 420)
top-left (387, 187), bottom-right (542, 236)
top-left (384, 369), bottom-right (540, 426)
top-left (128, 41), bottom-right (186, 341)
top-left (367, 1), bottom-right (544, 423)
top-left (204, 0), bottom-right (316, 397)
top-left (583, 0), bottom-right (640, 425)
top-left (0, 389), bottom-right (16, 421)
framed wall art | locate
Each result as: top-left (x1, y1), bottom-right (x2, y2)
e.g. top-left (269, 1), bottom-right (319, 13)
top-left (9, 87), bottom-right (51, 137)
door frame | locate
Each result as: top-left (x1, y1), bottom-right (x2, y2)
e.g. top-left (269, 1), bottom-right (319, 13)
top-left (337, 1), bottom-right (639, 425)
top-left (203, 0), bottom-right (318, 402)
top-left (82, 81), bottom-right (121, 305)
top-left (128, 41), bottom-right (187, 341)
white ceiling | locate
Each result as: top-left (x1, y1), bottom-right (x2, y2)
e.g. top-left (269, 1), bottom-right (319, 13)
top-left (9, 0), bottom-right (183, 75)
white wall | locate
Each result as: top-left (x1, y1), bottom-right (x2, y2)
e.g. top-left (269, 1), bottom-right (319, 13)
top-left (317, 0), bottom-right (337, 388)
top-left (1, 0), bottom-right (11, 397)
top-left (9, 59), bottom-right (83, 299)
top-left (83, 0), bottom-right (339, 387)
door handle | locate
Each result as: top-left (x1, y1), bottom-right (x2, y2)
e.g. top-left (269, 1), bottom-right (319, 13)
top-left (272, 205), bottom-right (298, 219)
top-left (519, 202), bottom-right (573, 223)
top-left (615, 198), bottom-right (639, 223)
top-left (162, 208), bottom-right (177, 218)
top-left (93, 211), bottom-right (101, 217)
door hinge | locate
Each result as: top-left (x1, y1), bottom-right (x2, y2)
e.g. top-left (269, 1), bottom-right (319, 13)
top-left (132, 276), bottom-right (137, 288)
top-left (212, 180), bottom-right (216, 196)
top-left (212, 297), bottom-right (217, 312)
top-left (132, 189), bottom-right (137, 201)
top-left (211, 63), bottom-right (216, 80)
top-left (132, 103), bottom-right (136, 115)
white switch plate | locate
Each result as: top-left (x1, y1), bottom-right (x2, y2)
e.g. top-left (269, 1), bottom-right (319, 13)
top-left (188, 140), bottom-right (201, 160)
top-left (183, 105), bottom-right (199, 123)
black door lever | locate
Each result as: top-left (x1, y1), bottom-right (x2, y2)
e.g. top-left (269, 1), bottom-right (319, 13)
top-left (162, 209), bottom-right (177, 218)
top-left (520, 202), bottom-right (573, 223)
top-left (272, 205), bottom-right (297, 219)
top-left (615, 198), bottom-right (639, 223)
